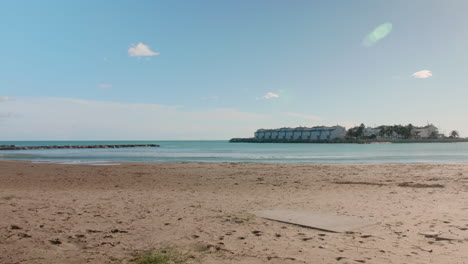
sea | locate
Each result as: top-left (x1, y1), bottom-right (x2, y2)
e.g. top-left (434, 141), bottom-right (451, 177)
top-left (1, 140), bottom-right (468, 164)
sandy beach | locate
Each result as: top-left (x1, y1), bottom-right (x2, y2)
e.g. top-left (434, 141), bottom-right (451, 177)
top-left (1, 161), bottom-right (468, 264)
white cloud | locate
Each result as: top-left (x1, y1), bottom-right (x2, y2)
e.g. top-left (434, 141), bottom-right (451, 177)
top-left (99, 84), bottom-right (112, 89)
top-left (412, 70), bottom-right (432, 79)
top-left (128, 42), bottom-right (159, 57)
top-left (283, 112), bottom-right (322, 122)
top-left (0, 96), bottom-right (14, 102)
top-left (262, 92), bottom-right (279, 99)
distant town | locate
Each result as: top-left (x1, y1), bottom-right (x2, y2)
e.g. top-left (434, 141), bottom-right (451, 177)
top-left (230, 124), bottom-right (467, 143)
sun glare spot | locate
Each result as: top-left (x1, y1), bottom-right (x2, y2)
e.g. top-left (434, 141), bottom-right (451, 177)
top-left (363, 23), bottom-right (393, 47)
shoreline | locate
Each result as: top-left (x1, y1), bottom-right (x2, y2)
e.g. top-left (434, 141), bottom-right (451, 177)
top-left (2, 161), bottom-right (468, 263)
top-left (3, 159), bottom-right (468, 166)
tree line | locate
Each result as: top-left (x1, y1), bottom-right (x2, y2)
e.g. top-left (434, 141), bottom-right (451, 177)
top-left (346, 124), bottom-right (459, 139)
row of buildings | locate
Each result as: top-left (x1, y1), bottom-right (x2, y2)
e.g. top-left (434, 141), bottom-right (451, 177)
top-left (254, 126), bottom-right (347, 141)
top-left (253, 124), bottom-right (439, 141)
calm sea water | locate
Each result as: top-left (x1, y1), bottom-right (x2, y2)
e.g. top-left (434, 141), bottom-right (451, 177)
top-left (1, 140), bottom-right (468, 164)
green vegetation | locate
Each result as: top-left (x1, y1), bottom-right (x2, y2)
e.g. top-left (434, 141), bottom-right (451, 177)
top-left (377, 124), bottom-right (414, 139)
top-left (346, 123), bottom-right (365, 138)
top-left (134, 248), bottom-right (196, 264)
top-left (428, 131), bottom-right (439, 139)
top-left (1, 195), bottom-right (17, 200)
top-left (449, 130), bottom-right (459, 139)
top-left (346, 123), bottom-right (437, 140)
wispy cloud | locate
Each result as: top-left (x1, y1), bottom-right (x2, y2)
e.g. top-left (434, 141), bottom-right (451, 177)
top-left (200, 96), bottom-right (219, 101)
top-left (0, 96), bottom-right (14, 102)
top-left (0, 112), bottom-right (15, 118)
top-left (128, 42), bottom-right (159, 57)
top-left (99, 84), bottom-right (112, 89)
top-left (363, 23), bottom-right (393, 47)
top-left (261, 92), bottom-right (280, 100)
top-left (412, 70), bottom-right (432, 79)
top-left (0, 111), bottom-right (18, 122)
top-left (283, 112), bottom-right (322, 122)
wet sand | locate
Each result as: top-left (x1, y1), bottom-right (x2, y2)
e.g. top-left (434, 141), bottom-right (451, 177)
top-left (1, 161), bottom-right (468, 263)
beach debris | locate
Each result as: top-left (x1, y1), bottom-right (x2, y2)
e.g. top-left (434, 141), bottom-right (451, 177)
top-left (419, 231), bottom-right (465, 241)
top-left (251, 230), bottom-right (262, 236)
top-left (110, 229), bottom-right (128, 233)
top-left (86, 229), bottom-right (103, 233)
top-left (252, 210), bottom-right (373, 233)
top-left (10, 225), bottom-right (22, 230)
top-left (49, 239), bottom-right (62, 245)
top-left (398, 182), bottom-right (444, 188)
top-left (435, 234), bottom-right (464, 241)
top-left (412, 246), bottom-right (433, 253)
top-left (18, 233), bottom-right (32, 238)
top-left (419, 231), bottom-right (440, 238)
top-left (334, 181), bottom-right (385, 186)
top-left (451, 225), bottom-right (468, 231)
top-left (267, 256), bottom-right (296, 261)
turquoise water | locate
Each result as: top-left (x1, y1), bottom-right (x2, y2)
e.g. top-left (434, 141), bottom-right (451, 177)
top-left (1, 140), bottom-right (468, 164)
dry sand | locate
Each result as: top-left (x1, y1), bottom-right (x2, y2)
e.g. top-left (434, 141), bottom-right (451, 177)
top-left (1, 161), bottom-right (468, 263)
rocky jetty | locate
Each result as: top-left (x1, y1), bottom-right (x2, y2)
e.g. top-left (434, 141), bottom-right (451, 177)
top-left (0, 144), bottom-right (159, 150)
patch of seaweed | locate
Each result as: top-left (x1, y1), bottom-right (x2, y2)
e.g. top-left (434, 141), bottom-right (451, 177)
top-left (333, 181), bottom-right (385, 186)
top-left (398, 182), bottom-right (444, 188)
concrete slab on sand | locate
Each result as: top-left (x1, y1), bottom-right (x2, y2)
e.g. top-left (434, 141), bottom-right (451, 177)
top-left (253, 210), bottom-right (373, 233)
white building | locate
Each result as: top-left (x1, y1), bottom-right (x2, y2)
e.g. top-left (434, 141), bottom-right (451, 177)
top-left (412, 125), bottom-right (438, 138)
top-left (362, 124), bottom-right (439, 139)
top-left (254, 126), bottom-right (346, 141)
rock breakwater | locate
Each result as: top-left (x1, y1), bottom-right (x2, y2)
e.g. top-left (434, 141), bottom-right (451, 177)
top-left (0, 144), bottom-right (160, 150)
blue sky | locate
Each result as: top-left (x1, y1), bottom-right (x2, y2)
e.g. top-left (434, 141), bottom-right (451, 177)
top-left (1, 1), bottom-right (468, 140)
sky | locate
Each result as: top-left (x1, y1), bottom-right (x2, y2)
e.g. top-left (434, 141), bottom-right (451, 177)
top-left (1, 0), bottom-right (468, 140)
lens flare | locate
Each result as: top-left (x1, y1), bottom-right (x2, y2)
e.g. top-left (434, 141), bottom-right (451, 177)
top-left (363, 23), bottom-right (393, 47)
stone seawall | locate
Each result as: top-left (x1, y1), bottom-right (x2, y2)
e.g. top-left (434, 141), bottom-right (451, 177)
top-left (0, 144), bottom-right (160, 150)
top-left (229, 138), bottom-right (468, 144)
top-left (229, 138), bottom-right (352, 143)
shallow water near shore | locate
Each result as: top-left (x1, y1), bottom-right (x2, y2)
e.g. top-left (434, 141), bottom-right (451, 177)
top-left (1, 140), bottom-right (468, 164)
